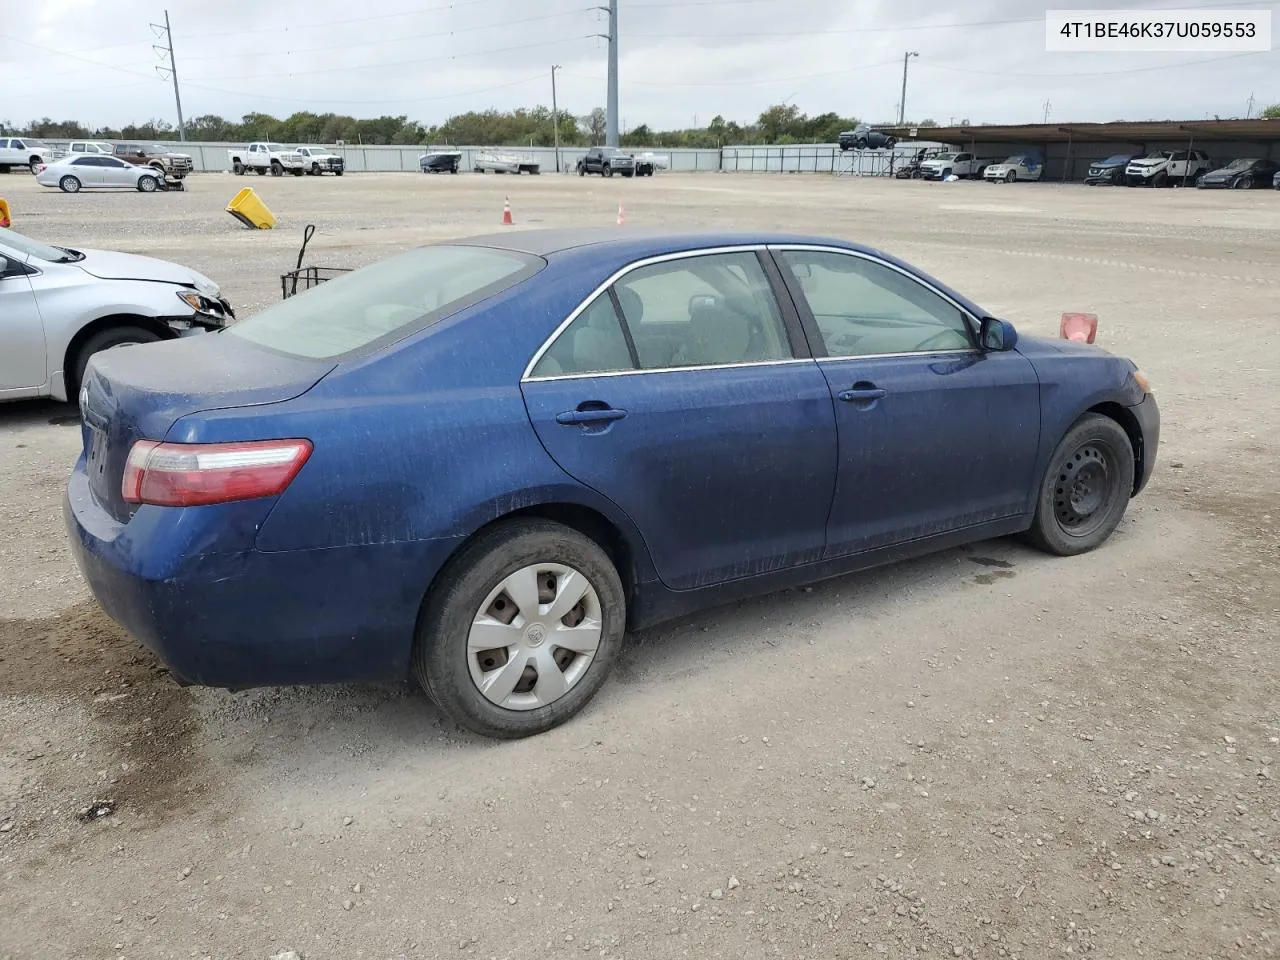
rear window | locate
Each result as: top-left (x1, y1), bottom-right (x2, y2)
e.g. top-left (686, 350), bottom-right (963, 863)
top-left (226, 244), bottom-right (542, 360)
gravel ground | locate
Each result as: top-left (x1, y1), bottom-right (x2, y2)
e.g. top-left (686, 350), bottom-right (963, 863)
top-left (0, 171), bottom-right (1277, 960)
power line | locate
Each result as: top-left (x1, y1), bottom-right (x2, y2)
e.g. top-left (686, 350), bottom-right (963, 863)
top-left (179, 72), bottom-right (553, 107)
top-left (563, 57), bottom-right (902, 87)
top-left (179, 9), bottom-right (590, 62)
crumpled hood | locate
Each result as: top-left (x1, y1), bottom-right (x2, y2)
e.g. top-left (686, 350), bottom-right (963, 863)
top-left (1128, 158), bottom-right (1166, 168)
top-left (75, 249), bottom-right (219, 295)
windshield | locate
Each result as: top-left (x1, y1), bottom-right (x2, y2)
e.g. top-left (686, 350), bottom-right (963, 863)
top-left (0, 227), bottom-right (77, 263)
top-left (1003, 156), bottom-right (1027, 164)
top-left (144, 144), bottom-right (168, 154)
top-left (1222, 158), bottom-right (1257, 170)
top-left (932, 153), bottom-right (958, 161)
top-left (264, 143), bottom-right (287, 152)
top-left (226, 245), bottom-right (542, 360)
top-left (1102, 154), bottom-right (1131, 165)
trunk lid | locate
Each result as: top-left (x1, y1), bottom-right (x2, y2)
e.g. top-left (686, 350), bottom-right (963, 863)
top-left (79, 333), bottom-right (334, 522)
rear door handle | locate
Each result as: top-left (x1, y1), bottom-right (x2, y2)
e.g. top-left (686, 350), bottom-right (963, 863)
top-left (556, 408), bottom-right (627, 425)
top-left (837, 387), bottom-right (886, 402)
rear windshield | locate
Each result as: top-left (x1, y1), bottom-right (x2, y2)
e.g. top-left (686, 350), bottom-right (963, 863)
top-left (226, 245), bottom-right (542, 360)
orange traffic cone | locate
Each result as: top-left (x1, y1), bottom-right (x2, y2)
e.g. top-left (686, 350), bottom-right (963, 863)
top-left (502, 197), bottom-right (513, 226)
top-left (1059, 312), bottom-right (1098, 344)
top-left (616, 202), bottom-right (625, 226)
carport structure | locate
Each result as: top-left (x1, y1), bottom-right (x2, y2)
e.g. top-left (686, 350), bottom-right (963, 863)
top-left (880, 118), bottom-right (1280, 182)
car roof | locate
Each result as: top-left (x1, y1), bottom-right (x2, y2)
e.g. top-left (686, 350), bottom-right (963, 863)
top-left (451, 228), bottom-right (870, 259)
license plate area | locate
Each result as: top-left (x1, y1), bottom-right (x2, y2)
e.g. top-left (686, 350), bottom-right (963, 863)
top-left (86, 424), bottom-right (110, 498)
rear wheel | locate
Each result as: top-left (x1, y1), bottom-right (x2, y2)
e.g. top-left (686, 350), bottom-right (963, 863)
top-left (29, 157), bottom-right (43, 174)
top-left (413, 519), bottom-right (625, 739)
top-left (137, 175), bottom-right (159, 192)
top-left (1025, 413), bottom-right (1135, 557)
top-left (72, 327), bottom-right (162, 397)
top-left (59, 175), bottom-right (82, 193)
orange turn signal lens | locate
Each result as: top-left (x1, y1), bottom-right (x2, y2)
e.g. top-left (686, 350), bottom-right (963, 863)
top-left (1133, 370), bottom-right (1151, 394)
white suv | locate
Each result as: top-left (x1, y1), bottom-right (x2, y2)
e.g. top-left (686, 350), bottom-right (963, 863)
top-left (0, 137), bottom-right (50, 174)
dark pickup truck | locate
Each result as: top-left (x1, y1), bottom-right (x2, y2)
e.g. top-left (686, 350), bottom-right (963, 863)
top-left (577, 147), bottom-right (651, 178)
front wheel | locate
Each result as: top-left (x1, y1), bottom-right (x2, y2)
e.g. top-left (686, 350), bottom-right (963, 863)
top-left (233, 161), bottom-right (245, 175)
top-left (270, 162), bottom-right (283, 177)
top-left (137, 175), bottom-right (159, 192)
top-left (335, 169), bottom-right (344, 176)
top-left (59, 175), bottom-right (82, 193)
top-left (311, 163), bottom-right (320, 176)
top-left (72, 326), bottom-right (162, 397)
top-left (1004, 170), bottom-right (1016, 183)
top-left (1025, 413), bottom-right (1135, 557)
top-left (413, 519), bottom-right (626, 739)
top-left (603, 165), bottom-right (613, 178)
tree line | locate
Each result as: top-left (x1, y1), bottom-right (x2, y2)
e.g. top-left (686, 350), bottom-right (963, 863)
top-left (0, 104), bottom-right (942, 148)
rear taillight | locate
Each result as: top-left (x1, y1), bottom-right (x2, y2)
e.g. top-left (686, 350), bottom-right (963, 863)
top-left (121, 439), bottom-right (312, 507)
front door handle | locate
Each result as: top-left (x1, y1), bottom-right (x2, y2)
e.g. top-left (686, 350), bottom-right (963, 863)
top-left (837, 387), bottom-right (886, 403)
top-left (556, 407), bottom-right (627, 425)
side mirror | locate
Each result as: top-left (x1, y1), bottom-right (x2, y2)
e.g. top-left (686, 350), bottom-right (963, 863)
top-left (979, 316), bottom-right (1018, 352)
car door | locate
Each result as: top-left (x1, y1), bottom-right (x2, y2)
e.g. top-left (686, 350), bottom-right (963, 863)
top-left (771, 246), bottom-right (1041, 558)
top-left (99, 156), bottom-right (137, 187)
top-left (521, 248), bottom-right (838, 590)
top-left (71, 156), bottom-right (108, 187)
top-left (0, 254), bottom-right (48, 394)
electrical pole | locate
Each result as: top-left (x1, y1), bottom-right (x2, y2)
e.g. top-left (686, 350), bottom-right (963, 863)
top-left (151, 10), bottom-right (186, 141)
top-left (606, 0), bottom-right (618, 146)
top-left (898, 51), bottom-right (918, 126)
top-left (551, 65), bottom-right (562, 173)
top-left (1042, 99), bottom-right (1051, 124)
top-left (1245, 92), bottom-right (1255, 118)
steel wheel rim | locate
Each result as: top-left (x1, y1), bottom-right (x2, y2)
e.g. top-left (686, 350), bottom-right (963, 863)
top-left (467, 562), bottom-right (603, 712)
top-left (1053, 441), bottom-right (1118, 537)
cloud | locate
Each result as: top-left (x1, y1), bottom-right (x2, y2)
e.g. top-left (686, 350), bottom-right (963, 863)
top-left (1, 0), bottom-right (1276, 130)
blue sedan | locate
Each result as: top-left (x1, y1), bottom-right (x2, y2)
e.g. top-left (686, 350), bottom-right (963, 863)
top-left (65, 230), bottom-right (1159, 738)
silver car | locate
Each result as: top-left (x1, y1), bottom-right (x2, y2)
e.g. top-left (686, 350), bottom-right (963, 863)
top-left (0, 227), bottom-right (232, 403)
top-left (36, 154), bottom-right (166, 193)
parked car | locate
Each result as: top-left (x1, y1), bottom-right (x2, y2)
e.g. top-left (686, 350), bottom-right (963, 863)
top-left (65, 141), bottom-right (117, 158)
top-left (632, 152), bottom-right (668, 174)
top-left (228, 142), bottom-right (305, 177)
top-left (419, 151), bottom-right (462, 174)
top-left (919, 151), bottom-right (996, 180)
top-left (113, 142), bottom-right (192, 182)
top-left (894, 148), bottom-right (943, 179)
top-left (1196, 157), bottom-right (1278, 190)
top-left (295, 146), bottom-right (345, 176)
top-left (1125, 149), bottom-right (1210, 186)
top-left (983, 152), bottom-right (1045, 183)
top-left (1084, 154), bottom-right (1136, 185)
top-left (65, 229), bottom-right (1159, 740)
top-left (0, 226), bottom-right (231, 403)
top-left (0, 137), bottom-right (51, 173)
top-left (838, 125), bottom-right (896, 151)
top-left (474, 152), bottom-right (540, 175)
top-left (36, 155), bottom-right (169, 193)
top-left (577, 147), bottom-right (635, 178)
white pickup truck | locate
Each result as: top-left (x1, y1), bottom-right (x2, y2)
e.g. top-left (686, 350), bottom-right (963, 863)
top-left (1125, 149), bottom-right (1211, 187)
top-left (0, 137), bottom-right (51, 173)
top-left (228, 142), bottom-right (306, 177)
top-left (65, 141), bottom-right (116, 158)
top-left (918, 151), bottom-right (997, 180)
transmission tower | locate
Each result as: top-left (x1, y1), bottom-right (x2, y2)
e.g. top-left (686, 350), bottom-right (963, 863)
top-left (151, 10), bottom-right (186, 141)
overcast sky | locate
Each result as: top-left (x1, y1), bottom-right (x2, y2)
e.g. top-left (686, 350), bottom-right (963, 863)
top-left (2, 0), bottom-right (1277, 132)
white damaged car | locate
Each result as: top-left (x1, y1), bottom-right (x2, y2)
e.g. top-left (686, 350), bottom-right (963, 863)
top-left (0, 227), bottom-right (232, 403)
top-left (983, 153), bottom-right (1045, 183)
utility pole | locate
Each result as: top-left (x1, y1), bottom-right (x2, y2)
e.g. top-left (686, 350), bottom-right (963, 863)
top-left (1245, 92), bottom-right (1255, 118)
top-left (898, 51), bottom-right (918, 126)
top-left (151, 10), bottom-right (186, 141)
top-left (591, 1), bottom-right (619, 145)
top-left (1042, 99), bottom-right (1051, 124)
top-left (551, 65), bottom-right (562, 173)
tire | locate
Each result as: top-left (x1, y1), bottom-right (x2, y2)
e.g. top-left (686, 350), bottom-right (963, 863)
top-left (1235, 176), bottom-right (1252, 190)
top-left (603, 164), bottom-right (613, 178)
top-left (233, 161), bottom-right (244, 175)
top-left (270, 162), bottom-right (283, 177)
top-left (311, 163), bottom-right (320, 175)
top-left (1005, 170), bottom-right (1016, 183)
top-left (59, 175), bottom-right (82, 193)
top-left (413, 518), bottom-right (626, 739)
top-left (942, 168), bottom-right (952, 179)
top-left (855, 139), bottom-right (867, 150)
top-left (1025, 413), bottom-right (1135, 557)
top-left (336, 169), bottom-right (344, 177)
top-left (1152, 172), bottom-right (1167, 187)
top-left (137, 175), bottom-right (158, 192)
top-left (578, 165), bottom-right (585, 176)
top-left (29, 157), bottom-right (43, 174)
top-left (72, 326), bottom-right (162, 396)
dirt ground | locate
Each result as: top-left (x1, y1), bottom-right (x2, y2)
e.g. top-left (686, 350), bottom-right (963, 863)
top-left (1, 170), bottom-right (1277, 960)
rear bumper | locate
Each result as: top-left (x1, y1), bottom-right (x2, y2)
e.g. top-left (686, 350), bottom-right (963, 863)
top-left (64, 465), bottom-right (464, 688)
top-left (1129, 394), bottom-right (1160, 495)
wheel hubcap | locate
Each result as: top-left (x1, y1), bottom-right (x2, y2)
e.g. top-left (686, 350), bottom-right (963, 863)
top-left (467, 563), bottom-right (602, 711)
top-left (1053, 443), bottom-right (1114, 535)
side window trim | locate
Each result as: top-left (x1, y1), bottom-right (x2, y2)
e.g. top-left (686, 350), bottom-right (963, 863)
top-left (605, 287), bottom-right (641, 368)
top-left (768, 244), bottom-right (981, 359)
top-left (523, 244), bottom-right (809, 381)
